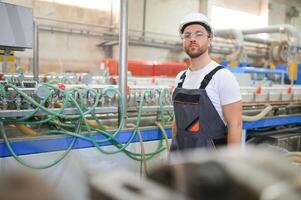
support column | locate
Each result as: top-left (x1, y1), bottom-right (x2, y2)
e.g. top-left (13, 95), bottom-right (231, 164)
top-left (118, 0), bottom-right (128, 127)
top-left (33, 20), bottom-right (39, 82)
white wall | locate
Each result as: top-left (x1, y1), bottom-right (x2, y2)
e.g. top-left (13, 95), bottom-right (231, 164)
top-left (2, 0), bottom-right (110, 73)
top-left (126, 0), bottom-right (199, 62)
top-left (3, 0), bottom-right (196, 73)
top-left (210, 0), bottom-right (263, 15)
top-left (128, 0), bottom-right (144, 34)
top-left (144, 0), bottom-right (199, 36)
top-left (269, 0), bottom-right (301, 34)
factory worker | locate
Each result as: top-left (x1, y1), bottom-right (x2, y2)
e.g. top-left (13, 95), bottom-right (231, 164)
top-left (171, 13), bottom-right (242, 151)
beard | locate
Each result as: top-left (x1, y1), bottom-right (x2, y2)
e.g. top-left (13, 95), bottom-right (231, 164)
top-left (184, 44), bottom-right (208, 58)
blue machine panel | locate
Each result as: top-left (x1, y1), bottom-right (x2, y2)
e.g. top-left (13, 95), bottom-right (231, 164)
top-left (0, 128), bottom-right (172, 158)
top-left (1, 115), bottom-right (301, 157)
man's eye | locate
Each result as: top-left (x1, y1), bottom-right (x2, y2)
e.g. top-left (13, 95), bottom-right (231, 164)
top-left (184, 33), bottom-right (191, 38)
top-left (195, 32), bottom-right (204, 37)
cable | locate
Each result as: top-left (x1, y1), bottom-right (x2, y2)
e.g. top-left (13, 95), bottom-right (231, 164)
top-left (242, 104), bottom-right (273, 121)
top-left (155, 121), bottom-right (170, 151)
top-left (128, 123), bottom-right (148, 176)
top-left (0, 121), bottom-right (77, 169)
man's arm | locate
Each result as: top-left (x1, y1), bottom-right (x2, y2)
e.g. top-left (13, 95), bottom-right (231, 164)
top-left (223, 100), bottom-right (242, 146)
top-left (172, 119), bottom-right (177, 138)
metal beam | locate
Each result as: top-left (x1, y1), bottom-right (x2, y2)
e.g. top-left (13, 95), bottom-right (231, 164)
top-left (118, 0), bottom-right (128, 127)
top-left (33, 20), bottom-right (39, 82)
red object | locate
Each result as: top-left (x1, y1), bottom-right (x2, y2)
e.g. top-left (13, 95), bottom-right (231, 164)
top-left (102, 59), bottom-right (118, 76)
top-left (109, 76), bottom-right (117, 84)
top-left (188, 121), bottom-right (200, 132)
top-left (128, 60), bottom-right (153, 76)
top-left (288, 86), bottom-right (292, 94)
top-left (154, 62), bottom-right (187, 77)
top-left (57, 84), bottom-right (65, 90)
top-left (256, 86), bottom-right (262, 94)
top-left (101, 59), bottom-right (187, 77)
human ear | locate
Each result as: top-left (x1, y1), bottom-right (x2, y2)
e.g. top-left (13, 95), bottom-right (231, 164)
top-left (208, 37), bottom-right (212, 47)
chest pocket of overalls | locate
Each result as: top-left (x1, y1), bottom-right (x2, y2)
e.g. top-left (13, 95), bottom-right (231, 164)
top-left (174, 93), bottom-right (201, 133)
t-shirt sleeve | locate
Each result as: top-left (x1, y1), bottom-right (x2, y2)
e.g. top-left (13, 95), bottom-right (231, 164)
top-left (217, 69), bottom-right (242, 105)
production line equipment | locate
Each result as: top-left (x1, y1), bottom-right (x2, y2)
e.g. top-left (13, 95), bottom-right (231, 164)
top-left (0, 80), bottom-right (175, 169)
top-left (1, 2), bottom-right (301, 172)
top-left (1, 77), bottom-right (301, 169)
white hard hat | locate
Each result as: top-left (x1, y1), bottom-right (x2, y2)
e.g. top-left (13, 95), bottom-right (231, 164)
top-left (179, 13), bottom-right (213, 37)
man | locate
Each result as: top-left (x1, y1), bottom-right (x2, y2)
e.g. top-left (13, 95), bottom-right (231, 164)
top-left (171, 13), bottom-right (242, 151)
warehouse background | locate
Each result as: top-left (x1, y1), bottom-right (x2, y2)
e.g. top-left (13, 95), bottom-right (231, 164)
top-left (1, 0), bottom-right (301, 73)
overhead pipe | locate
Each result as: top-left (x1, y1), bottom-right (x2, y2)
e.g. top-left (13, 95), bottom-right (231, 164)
top-left (242, 25), bottom-right (300, 54)
top-left (244, 36), bottom-right (274, 45)
top-left (214, 29), bottom-right (244, 61)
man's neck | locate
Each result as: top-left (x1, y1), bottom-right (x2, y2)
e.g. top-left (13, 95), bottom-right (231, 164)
top-left (189, 54), bottom-right (212, 71)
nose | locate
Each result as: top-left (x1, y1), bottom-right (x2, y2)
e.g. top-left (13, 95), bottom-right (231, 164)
top-left (189, 38), bottom-right (197, 44)
top-left (189, 35), bottom-right (197, 42)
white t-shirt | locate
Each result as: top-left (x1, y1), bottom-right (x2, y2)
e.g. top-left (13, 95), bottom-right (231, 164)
top-left (174, 60), bottom-right (241, 123)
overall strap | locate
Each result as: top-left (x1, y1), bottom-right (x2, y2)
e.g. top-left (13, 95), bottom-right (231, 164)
top-left (177, 71), bottom-right (187, 88)
top-left (199, 66), bottom-right (224, 89)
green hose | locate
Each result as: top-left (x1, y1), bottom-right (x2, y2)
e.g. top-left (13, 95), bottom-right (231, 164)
top-left (0, 83), bottom-right (170, 169)
top-left (0, 121), bottom-right (77, 169)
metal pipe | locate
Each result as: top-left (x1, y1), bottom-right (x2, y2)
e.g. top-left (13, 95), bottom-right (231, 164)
top-left (118, 0), bottom-right (128, 127)
top-left (244, 36), bottom-right (273, 45)
top-left (215, 29), bottom-right (244, 60)
top-left (2, 50), bottom-right (8, 73)
top-left (242, 25), bottom-right (300, 52)
top-left (33, 20), bottom-right (39, 82)
top-left (110, 0), bottom-right (113, 28)
top-left (101, 116), bottom-right (171, 127)
top-left (36, 16), bottom-right (178, 39)
top-left (142, 0), bottom-right (147, 37)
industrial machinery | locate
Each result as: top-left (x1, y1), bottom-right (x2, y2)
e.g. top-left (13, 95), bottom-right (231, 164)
top-left (1, 70), bottom-right (301, 169)
top-left (0, 2), bottom-right (301, 176)
top-left (1, 67), bottom-right (301, 170)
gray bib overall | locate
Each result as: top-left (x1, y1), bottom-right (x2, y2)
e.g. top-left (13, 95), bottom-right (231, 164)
top-left (171, 66), bottom-right (227, 151)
